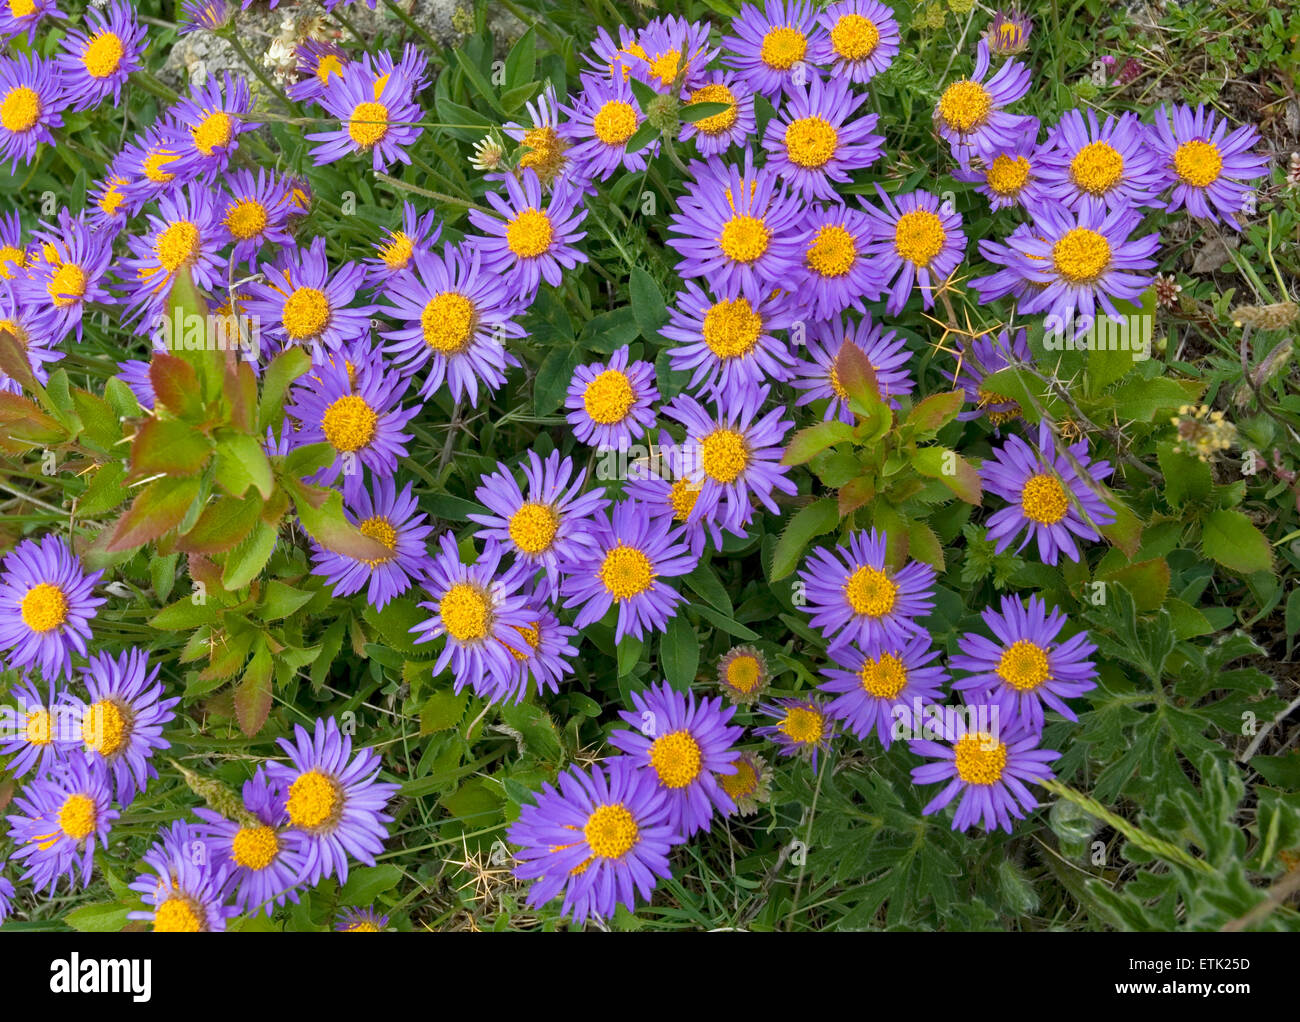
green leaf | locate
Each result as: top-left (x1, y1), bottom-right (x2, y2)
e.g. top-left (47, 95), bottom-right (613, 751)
top-left (905, 390), bottom-right (964, 434)
top-left (504, 26), bottom-right (536, 88)
top-left (1098, 557), bottom-right (1170, 612)
top-left (233, 642), bottom-right (273, 736)
top-left (221, 520), bottom-right (278, 591)
top-left (680, 101), bottom-right (731, 123)
top-left (260, 580), bottom-right (313, 620)
top-left (420, 689), bottom-right (469, 734)
top-left (911, 446), bottom-right (982, 504)
top-left (629, 266), bottom-right (667, 341)
top-left (781, 420), bottom-right (854, 466)
top-left (288, 479), bottom-right (392, 560)
top-left (533, 345), bottom-right (579, 417)
top-left (129, 418), bottom-right (212, 478)
top-left (338, 865), bottom-right (402, 907)
top-left (1111, 377), bottom-right (1200, 421)
top-left (660, 615), bottom-right (700, 691)
top-left (1201, 509), bottom-right (1273, 574)
top-left (104, 476), bottom-right (202, 553)
top-left (214, 432), bottom-right (274, 499)
top-left (1157, 442), bottom-right (1212, 506)
top-left (64, 903), bottom-right (130, 933)
top-left (625, 119), bottom-right (659, 154)
top-left (770, 497), bottom-right (839, 581)
top-left (617, 635), bottom-right (643, 677)
top-left (178, 495), bottom-right (263, 554)
top-left (258, 346), bottom-right (312, 433)
top-left (148, 352), bottom-right (204, 420)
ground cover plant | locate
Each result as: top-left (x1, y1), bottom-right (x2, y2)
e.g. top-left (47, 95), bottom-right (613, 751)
top-left (0, 0), bottom-right (1297, 933)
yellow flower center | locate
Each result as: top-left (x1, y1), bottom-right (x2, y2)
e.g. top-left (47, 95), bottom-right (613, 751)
top-left (59, 793), bottom-right (97, 841)
top-left (9, 0), bottom-right (36, 15)
top-left (759, 26), bottom-right (807, 70)
top-left (342, 919), bottom-right (381, 932)
top-left (647, 50), bottom-right (681, 88)
top-left (582, 368), bottom-right (635, 424)
top-left (348, 101), bottom-right (389, 147)
top-left (504, 621), bottom-right (542, 661)
top-left (0, 85), bottom-right (40, 133)
top-left (1070, 141), bottom-right (1125, 195)
top-left (806, 223), bottom-right (857, 277)
top-left (953, 733), bottom-right (1008, 784)
top-left (192, 111), bottom-right (233, 155)
top-left (421, 292), bottom-right (477, 353)
top-left (440, 582), bottom-right (489, 642)
top-left (20, 582), bottom-right (68, 632)
top-left (153, 220), bottom-right (200, 272)
top-left (286, 770), bottom-right (341, 830)
top-left (508, 502), bottom-right (560, 554)
top-left (784, 115), bottom-right (838, 168)
top-left (669, 477), bottom-right (701, 521)
top-left (720, 759), bottom-right (758, 800)
top-left (702, 297), bottom-right (762, 358)
top-left (48, 263), bottom-right (87, 307)
top-left (725, 654), bottom-right (761, 693)
top-left (1020, 473), bottom-right (1069, 524)
top-left (358, 515), bottom-right (397, 564)
top-left (225, 199), bottom-right (268, 240)
top-left (938, 80), bottom-right (993, 132)
top-left (82, 32), bottom-right (125, 79)
top-left (1173, 139), bottom-right (1223, 188)
top-left (649, 730), bottom-right (703, 788)
top-left (592, 99), bottom-right (638, 145)
top-left (379, 230), bottom-right (414, 270)
top-left (859, 652), bottom-right (908, 699)
top-left (997, 639), bottom-right (1051, 691)
top-left (584, 803), bottom-right (638, 859)
top-left (893, 209), bottom-right (947, 267)
top-left (844, 565), bottom-right (898, 618)
top-left (718, 214), bottom-right (770, 264)
top-left (599, 544), bottom-right (655, 600)
top-left (321, 394), bottom-right (378, 453)
top-left (700, 428), bottom-right (748, 484)
top-left (25, 708), bottom-right (51, 745)
top-left (153, 897), bottom-right (203, 933)
top-left (0, 243), bottom-right (26, 277)
top-left (143, 148), bottom-right (177, 184)
top-left (985, 153), bottom-right (1031, 196)
top-left (780, 706), bottom-right (824, 744)
top-left (231, 825), bottom-right (281, 871)
top-left (1051, 227), bottom-right (1111, 283)
top-left (83, 699), bottom-right (131, 758)
top-left (281, 286), bottom-right (331, 339)
top-left (316, 53), bottom-right (345, 85)
top-left (831, 13), bottom-right (880, 60)
top-left (518, 126), bottom-right (568, 183)
top-left (688, 83), bottom-right (737, 135)
top-left (506, 208), bottom-right (554, 259)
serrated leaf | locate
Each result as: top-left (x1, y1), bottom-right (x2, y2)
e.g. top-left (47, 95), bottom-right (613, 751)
top-left (770, 497), bottom-right (839, 581)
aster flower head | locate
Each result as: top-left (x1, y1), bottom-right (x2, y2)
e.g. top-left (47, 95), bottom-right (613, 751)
top-left (287, 38), bottom-right (349, 103)
top-left (56, 1), bottom-right (147, 111)
top-left (680, 71), bottom-right (755, 156)
top-left (985, 8), bottom-right (1032, 56)
top-left (559, 498), bottom-right (697, 644)
top-left (115, 124), bottom-right (192, 211)
top-left (1038, 109), bottom-right (1165, 215)
top-left (933, 41), bottom-right (1032, 163)
top-left (178, 0), bottom-right (232, 34)
top-left (562, 72), bottom-right (653, 182)
top-left (666, 149), bottom-right (805, 297)
top-left (310, 476), bottom-right (434, 610)
top-left (166, 71), bottom-right (259, 179)
top-left (718, 750), bottom-right (773, 815)
top-left (7, 757), bottom-right (118, 895)
top-left (0, 0), bottom-right (63, 46)
top-left (0, 678), bottom-right (78, 778)
top-left (507, 758), bottom-right (681, 927)
top-left (18, 209), bottom-right (115, 344)
top-left (366, 202), bottom-right (442, 285)
top-left (504, 83), bottom-right (579, 190)
top-left (119, 182), bottom-right (224, 323)
top-left (969, 221), bottom-right (1050, 306)
top-left (220, 167), bottom-right (296, 265)
top-left (623, 430), bottom-right (710, 558)
top-left (411, 534), bottom-right (536, 697)
top-left (87, 168), bottom-right (132, 234)
top-left (796, 202), bottom-right (885, 320)
top-left (263, 717), bottom-right (399, 886)
top-left (70, 648), bottom-right (178, 807)
top-left (717, 644), bottom-right (771, 705)
top-left (610, 681), bottom-right (743, 838)
top-left (792, 313), bottom-right (914, 422)
top-left (819, 634), bottom-right (949, 748)
top-left (0, 535), bottom-right (104, 682)
top-left (193, 771), bottom-right (305, 917)
top-left (762, 71), bottom-right (884, 201)
top-left (754, 696), bottom-right (833, 770)
top-left (951, 115), bottom-right (1045, 212)
top-left (625, 15), bottom-right (719, 95)
top-left (0, 288), bottom-right (63, 394)
top-left (951, 327), bottom-right (1032, 426)
top-left (981, 418), bottom-right (1116, 565)
top-left (307, 60), bottom-right (424, 172)
top-left (467, 169), bottom-right (588, 301)
top-left (1149, 103), bottom-right (1270, 230)
top-left (723, 0), bottom-right (824, 100)
top-left (0, 53), bottom-right (65, 173)
top-left (862, 186), bottom-right (967, 315)
top-left (662, 278), bottom-right (795, 397)
top-left (0, 210), bottom-right (27, 280)
top-left (910, 714), bottom-right (1058, 833)
top-left (798, 528), bottom-right (936, 653)
top-left (811, 0), bottom-right (900, 82)
top-left (468, 449), bottom-right (610, 600)
top-left (336, 906), bottom-right (389, 932)
top-left (564, 345), bottom-right (657, 451)
top-left (664, 384), bottom-right (797, 540)
top-left (380, 242), bottom-right (524, 406)
top-left (489, 600), bottom-right (580, 705)
top-left (127, 820), bottom-right (237, 931)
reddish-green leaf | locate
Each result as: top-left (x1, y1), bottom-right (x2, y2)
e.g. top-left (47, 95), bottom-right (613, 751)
top-left (130, 418), bottom-right (212, 478)
top-left (104, 476), bottom-right (201, 552)
top-left (233, 642), bottom-right (273, 737)
top-left (177, 495), bottom-right (263, 554)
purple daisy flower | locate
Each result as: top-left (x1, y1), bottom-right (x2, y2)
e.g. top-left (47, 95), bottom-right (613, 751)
top-left (193, 770), bottom-right (305, 917)
top-left (287, 39), bottom-right (349, 103)
top-left (762, 72), bottom-right (884, 201)
top-left (609, 681), bottom-right (743, 838)
top-left (310, 476), bottom-right (434, 610)
top-left (307, 60), bottom-right (423, 172)
top-left (166, 71), bottom-right (259, 179)
top-left (0, 210), bottom-right (26, 280)
top-left (0, 289), bottom-right (64, 393)
top-left (0, 678), bottom-right (78, 778)
top-left (119, 182), bottom-right (224, 323)
top-left (862, 187), bottom-right (966, 315)
top-left (951, 115), bottom-right (1046, 212)
top-left (819, 634), bottom-right (949, 749)
top-left (798, 528), bottom-right (935, 653)
top-left (335, 905), bottom-right (389, 931)
top-left (559, 499), bottom-right (697, 644)
top-left (981, 418), bottom-right (1116, 565)
top-left (507, 758), bottom-right (681, 927)
top-left (796, 202), bottom-right (884, 320)
top-left (115, 125), bottom-right (193, 211)
top-left (1011, 202), bottom-right (1159, 334)
top-left (246, 236), bottom-right (377, 355)
top-left (951, 327), bottom-right (1032, 426)
top-left (722, 0), bottom-right (824, 100)
top-left (0, 870), bottom-right (13, 923)
top-left (264, 717), bottom-right (400, 886)
top-left (468, 450), bottom-right (609, 600)
top-left (467, 169), bottom-right (588, 301)
top-left (6, 757), bottom-right (117, 894)
top-left (791, 313), bottom-right (913, 423)
top-left (410, 534), bottom-right (535, 696)
top-left (666, 149), bottom-right (805, 298)
top-left (1148, 103), bottom-right (1270, 230)
top-left (504, 82), bottom-right (584, 191)
top-left (380, 242), bottom-right (524, 406)
top-left (564, 345), bottom-right (657, 450)
top-left (56, 0), bottom-right (146, 111)
top-left (662, 279), bottom-right (795, 397)
top-left (625, 15), bottom-right (719, 95)
top-left (366, 202), bottom-right (441, 285)
top-left (754, 696), bottom-right (834, 770)
top-left (624, 430), bottom-right (711, 558)
top-left (951, 593), bottom-right (1098, 732)
top-left (663, 384), bottom-right (796, 540)
top-left (811, 0), bottom-right (900, 83)
top-left (933, 40), bottom-right (1032, 164)
top-left (69, 648), bottom-right (177, 807)
top-left (909, 714), bottom-right (1059, 833)
top-left (220, 167), bottom-right (296, 266)
top-left (0, 535), bottom-right (104, 682)
top-left (1038, 109), bottom-right (1165, 215)
top-left (491, 601), bottom-right (580, 705)
top-left (178, 0), bottom-right (232, 35)
top-left (0, 0), bottom-right (62, 46)
top-left (127, 820), bottom-right (237, 931)
top-left (680, 71), bottom-right (755, 156)
top-left (969, 221), bottom-right (1051, 305)
top-left (17, 209), bottom-right (114, 344)
top-left (87, 168), bottom-right (131, 234)
top-left (985, 8), bottom-right (1032, 56)
top-left (0, 53), bottom-right (64, 173)
top-left (562, 72), bottom-right (653, 181)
